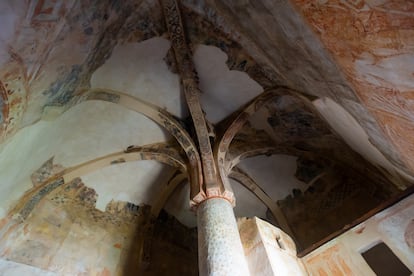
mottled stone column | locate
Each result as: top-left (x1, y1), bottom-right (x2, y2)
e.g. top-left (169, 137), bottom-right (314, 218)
top-left (197, 198), bottom-right (250, 276)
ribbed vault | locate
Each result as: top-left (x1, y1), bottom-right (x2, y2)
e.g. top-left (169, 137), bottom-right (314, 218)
top-left (0, 0), bottom-right (413, 274)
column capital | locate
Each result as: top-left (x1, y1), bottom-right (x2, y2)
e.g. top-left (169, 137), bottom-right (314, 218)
top-left (190, 183), bottom-right (236, 209)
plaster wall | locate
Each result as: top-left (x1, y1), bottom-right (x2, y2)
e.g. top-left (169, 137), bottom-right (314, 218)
top-left (314, 97), bottom-right (414, 183)
top-left (291, 0), bottom-right (414, 171)
top-left (0, 0), bottom-right (111, 139)
top-left (91, 37), bottom-right (186, 118)
top-left (0, 1), bottom-right (411, 274)
top-left (314, 97), bottom-right (394, 171)
top-left (81, 161), bottom-right (175, 211)
top-left (185, 0), bottom-right (413, 179)
top-left (87, 38), bottom-right (279, 225)
top-left (164, 181), bottom-right (197, 227)
top-left (231, 179), bottom-right (268, 220)
top-left (238, 217), bottom-right (307, 275)
top-left (91, 39), bottom-right (263, 123)
top-left (0, 1), bottom-right (25, 67)
top-left (0, 101), bottom-right (168, 219)
top-left (0, 259), bottom-right (56, 276)
top-left (0, 179), bottom-right (198, 275)
top-left (193, 44), bottom-right (263, 123)
top-left (238, 195), bottom-right (414, 276)
top-left (0, 180), bottom-right (146, 275)
top-left (0, 36), bottom-right (294, 230)
top-left (238, 155), bottom-right (307, 200)
top-left (303, 193), bottom-right (414, 275)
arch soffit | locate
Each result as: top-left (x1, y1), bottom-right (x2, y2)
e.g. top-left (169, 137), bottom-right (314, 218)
top-left (22, 87), bottom-right (325, 221)
top-left (12, 142), bottom-right (187, 220)
top-left (50, 88), bottom-right (204, 202)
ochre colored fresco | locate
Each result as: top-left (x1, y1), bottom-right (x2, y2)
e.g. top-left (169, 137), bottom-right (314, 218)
top-left (304, 195), bottom-right (414, 275)
top-left (0, 0), bottom-right (164, 143)
top-left (290, 0), bottom-right (414, 170)
top-left (0, 177), bottom-right (198, 275)
top-left (0, 1), bottom-right (413, 274)
top-left (305, 244), bottom-right (354, 275)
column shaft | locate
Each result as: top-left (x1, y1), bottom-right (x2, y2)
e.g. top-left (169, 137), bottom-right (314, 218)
top-left (197, 198), bottom-right (250, 276)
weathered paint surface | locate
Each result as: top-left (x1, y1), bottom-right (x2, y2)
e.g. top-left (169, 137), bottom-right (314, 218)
top-left (0, 0), bottom-right (162, 142)
top-left (182, 0), bottom-right (412, 177)
top-left (405, 219), bottom-right (414, 248)
top-left (290, 0), bottom-right (414, 172)
top-left (0, 259), bottom-right (56, 276)
top-left (0, 1), bottom-right (413, 274)
top-left (303, 193), bottom-right (414, 275)
top-left (279, 164), bottom-right (399, 250)
top-left (238, 217), bottom-right (307, 276)
top-left (0, 178), bottom-right (198, 275)
top-left (161, 0), bottom-right (222, 202)
top-left (1, 178), bottom-right (145, 274)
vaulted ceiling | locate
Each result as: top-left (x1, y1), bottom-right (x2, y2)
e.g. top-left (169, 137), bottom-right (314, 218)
top-left (0, 0), bottom-right (413, 251)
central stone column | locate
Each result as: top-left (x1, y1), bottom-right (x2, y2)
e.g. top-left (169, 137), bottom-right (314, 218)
top-left (197, 197), bottom-right (250, 276)
top-left (159, 1), bottom-right (250, 274)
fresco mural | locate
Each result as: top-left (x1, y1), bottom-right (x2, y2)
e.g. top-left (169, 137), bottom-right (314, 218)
top-left (0, 0), bottom-right (412, 274)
